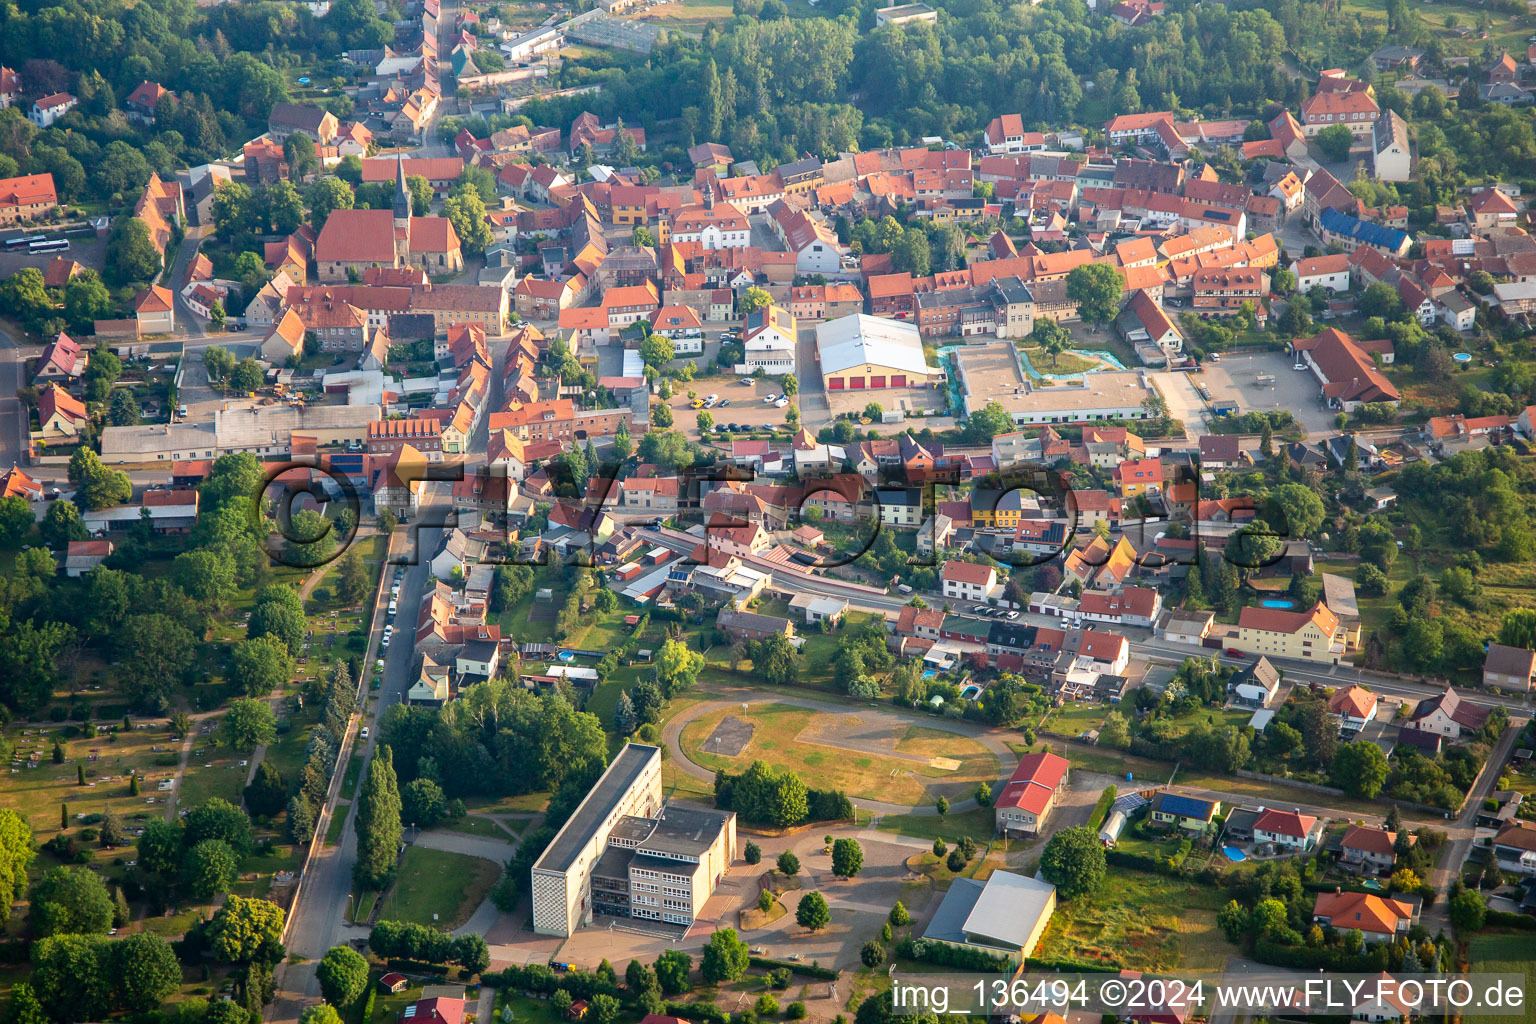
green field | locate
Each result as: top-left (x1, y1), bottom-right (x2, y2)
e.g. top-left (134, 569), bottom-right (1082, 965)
top-left (873, 804), bottom-right (996, 845)
top-left (1468, 932), bottom-right (1536, 1024)
top-left (1032, 868), bottom-right (1231, 972)
top-left (679, 701), bottom-right (1000, 806)
top-left (376, 846), bottom-right (502, 929)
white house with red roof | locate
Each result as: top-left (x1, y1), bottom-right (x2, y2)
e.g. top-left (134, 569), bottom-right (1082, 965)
top-left (984, 114), bottom-right (1046, 154)
top-left (1405, 686), bottom-right (1488, 739)
top-left (1252, 807), bottom-right (1319, 851)
top-left (1299, 88), bottom-right (1379, 137)
top-left (1074, 630), bottom-right (1130, 674)
top-left (649, 304), bottom-right (704, 353)
top-left (1328, 685), bottom-right (1379, 731)
top-left (34, 333), bottom-right (88, 382)
top-left (0, 465), bottom-right (42, 501)
top-left (1340, 825), bottom-right (1406, 873)
top-left (399, 995), bottom-right (466, 1024)
top-left (941, 559), bottom-right (997, 602)
top-left (29, 91), bottom-right (75, 127)
top-left (1074, 586), bottom-right (1162, 628)
top-left (1311, 890), bottom-right (1415, 943)
top-left (125, 81), bottom-right (172, 122)
top-left (993, 750), bottom-right (1070, 835)
top-left (705, 514), bottom-right (769, 559)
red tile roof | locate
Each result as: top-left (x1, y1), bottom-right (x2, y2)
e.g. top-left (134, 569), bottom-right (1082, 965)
top-left (994, 751), bottom-right (1070, 813)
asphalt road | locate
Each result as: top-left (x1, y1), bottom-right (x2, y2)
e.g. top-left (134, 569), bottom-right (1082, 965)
top-left (272, 515), bottom-right (445, 1013)
top-left (0, 322), bottom-right (28, 472)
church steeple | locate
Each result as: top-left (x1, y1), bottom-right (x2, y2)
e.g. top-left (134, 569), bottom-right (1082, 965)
top-left (393, 152), bottom-right (411, 227)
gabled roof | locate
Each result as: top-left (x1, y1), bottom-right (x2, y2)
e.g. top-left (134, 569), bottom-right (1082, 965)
top-left (1238, 601), bottom-right (1339, 637)
top-left (1292, 328), bottom-right (1400, 403)
top-left (940, 560), bottom-right (995, 585)
top-left (1485, 642), bottom-right (1536, 678)
top-left (993, 751), bottom-right (1070, 813)
top-left (1152, 792), bottom-right (1218, 821)
top-left (1252, 807), bottom-right (1317, 839)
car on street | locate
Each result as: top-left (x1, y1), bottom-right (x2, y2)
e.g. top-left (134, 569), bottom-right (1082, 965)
top-left (360, 727), bottom-right (369, 739)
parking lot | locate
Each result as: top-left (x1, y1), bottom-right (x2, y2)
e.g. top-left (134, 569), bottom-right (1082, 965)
top-left (663, 375), bottom-right (801, 440)
top-left (1151, 350), bottom-right (1335, 437)
top-left (1199, 350), bottom-right (1336, 434)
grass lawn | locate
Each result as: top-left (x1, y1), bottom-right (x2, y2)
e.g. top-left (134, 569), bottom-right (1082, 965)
top-left (462, 791), bottom-right (549, 814)
top-left (1032, 868), bottom-right (1231, 972)
top-left (495, 992), bottom-right (568, 1024)
top-left (175, 741), bottom-right (247, 810)
top-left (340, 752), bottom-right (364, 801)
top-left (324, 806), bottom-right (348, 846)
top-left (1017, 345), bottom-right (1104, 376)
top-left (440, 815), bottom-right (513, 840)
top-left (1042, 703), bottom-right (1110, 739)
top-left (874, 804), bottom-right (995, 845)
top-left (377, 846), bottom-right (501, 928)
top-left (679, 702), bottom-right (999, 806)
top-left (661, 762), bottom-right (716, 804)
top-left (1468, 932), bottom-right (1536, 1024)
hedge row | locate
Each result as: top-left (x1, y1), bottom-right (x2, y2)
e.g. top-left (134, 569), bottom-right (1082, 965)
top-left (1485, 911), bottom-right (1536, 931)
top-left (1086, 785), bottom-right (1118, 832)
top-left (666, 1002), bottom-right (729, 1024)
top-left (897, 937), bottom-right (1012, 973)
top-left (1252, 938), bottom-right (1372, 972)
top-left (748, 956), bottom-right (837, 980)
top-left (1025, 956), bottom-right (1121, 974)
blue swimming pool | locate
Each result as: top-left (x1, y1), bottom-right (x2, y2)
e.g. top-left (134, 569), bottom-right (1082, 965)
top-left (1223, 846), bottom-right (1247, 862)
top-left (1260, 599), bottom-right (1296, 609)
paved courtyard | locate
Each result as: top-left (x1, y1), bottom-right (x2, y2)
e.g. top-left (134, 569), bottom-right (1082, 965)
top-left (1199, 350), bottom-right (1336, 434)
top-left (1151, 350), bottom-right (1335, 437)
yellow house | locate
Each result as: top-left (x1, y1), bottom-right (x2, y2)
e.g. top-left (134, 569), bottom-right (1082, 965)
top-left (37, 383), bottom-right (89, 439)
top-left (969, 487), bottom-right (1030, 528)
top-left (1231, 602), bottom-right (1344, 665)
top-left (1150, 792), bottom-right (1221, 831)
top-left (1112, 457), bottom-right (1164, 499)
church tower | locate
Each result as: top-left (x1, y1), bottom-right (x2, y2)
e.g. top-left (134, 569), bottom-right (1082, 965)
top-left (393, 152), bottom-right (412, 228)
top-left (392, 152), bottom-right (412, 267)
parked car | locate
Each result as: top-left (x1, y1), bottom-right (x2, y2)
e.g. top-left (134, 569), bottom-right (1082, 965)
top-left (763, 394), bottom-right (778, 404)
top-left (775, 398), bottom-right (789, 407)
top-left (719, 399), bottom-right (730, 407)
